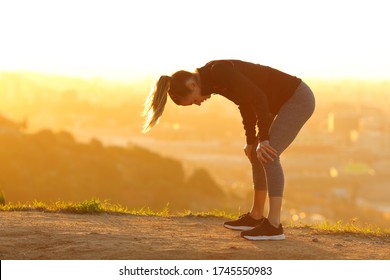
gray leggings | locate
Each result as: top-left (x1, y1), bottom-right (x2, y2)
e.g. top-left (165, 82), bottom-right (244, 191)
top-left (250, 81), bottom-right (315, 196)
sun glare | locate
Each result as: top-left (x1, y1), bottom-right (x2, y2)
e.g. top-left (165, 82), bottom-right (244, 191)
top-left (0, 0), bottom-right (389, 80)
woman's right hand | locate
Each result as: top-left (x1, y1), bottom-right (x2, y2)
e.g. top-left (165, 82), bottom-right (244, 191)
top-left (244, 144), bottom-right (254, 161)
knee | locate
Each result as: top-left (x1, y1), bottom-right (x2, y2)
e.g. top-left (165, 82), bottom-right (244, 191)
top-left (262, 156), bottom-right (281, 168)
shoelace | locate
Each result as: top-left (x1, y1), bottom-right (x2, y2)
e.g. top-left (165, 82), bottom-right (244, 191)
top-left (238, 212), bottom-right (251, 219)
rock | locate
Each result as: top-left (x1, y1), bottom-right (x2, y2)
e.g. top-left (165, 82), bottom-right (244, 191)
top-left (312, 238), bottom-right (319, 242)
top-left (333, 243), bottom-right (344, 247)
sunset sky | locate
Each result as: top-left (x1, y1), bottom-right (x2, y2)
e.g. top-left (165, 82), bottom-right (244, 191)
top-left (0, 0), bottom-right (389, 81)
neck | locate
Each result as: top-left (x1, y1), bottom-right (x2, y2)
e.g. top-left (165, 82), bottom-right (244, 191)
top-left (194, 72), bottom-right (201, 88)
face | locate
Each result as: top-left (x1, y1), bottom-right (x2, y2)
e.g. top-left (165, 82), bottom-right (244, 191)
top-left (180, 78), bottom-right (211, 106)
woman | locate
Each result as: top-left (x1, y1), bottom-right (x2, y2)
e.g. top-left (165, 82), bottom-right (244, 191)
top-left (143, 60), bottom-right (315, 241)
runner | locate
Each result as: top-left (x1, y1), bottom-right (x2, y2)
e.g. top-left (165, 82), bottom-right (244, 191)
top-left (143, 60), bottom-right (315, 240)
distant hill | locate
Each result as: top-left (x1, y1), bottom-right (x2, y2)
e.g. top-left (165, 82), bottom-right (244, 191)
top-left (0, 114), bottom-right (25, 133)
top-left (0, 114), bottom-right (226, 211)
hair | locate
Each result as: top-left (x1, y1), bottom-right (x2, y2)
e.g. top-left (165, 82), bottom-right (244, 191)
top-left (142, 70), bottom-right (194, 133)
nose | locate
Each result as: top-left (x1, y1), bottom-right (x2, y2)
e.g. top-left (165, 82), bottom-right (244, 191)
top-left (194, 100), bottom-right (202, 106)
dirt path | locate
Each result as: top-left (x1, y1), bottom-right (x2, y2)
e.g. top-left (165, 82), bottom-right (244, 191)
top-left (0, 212), bottom-right (389, 260)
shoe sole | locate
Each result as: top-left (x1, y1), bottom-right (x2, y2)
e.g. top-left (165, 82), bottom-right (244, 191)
top-left (242, 234), bottom-right (285, 241)
top-left (224, 225), bottom-right (256, 231)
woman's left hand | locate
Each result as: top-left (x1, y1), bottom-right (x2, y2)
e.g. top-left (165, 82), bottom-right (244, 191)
top-left (256, 140), bottom-right (278, 163)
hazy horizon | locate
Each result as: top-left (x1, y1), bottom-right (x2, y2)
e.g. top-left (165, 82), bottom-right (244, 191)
top-left (1, 70), bottom-right (390, 227)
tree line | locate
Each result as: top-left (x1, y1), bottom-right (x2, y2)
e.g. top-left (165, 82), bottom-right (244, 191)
top-left (0, 119), bottom-right (227, 211)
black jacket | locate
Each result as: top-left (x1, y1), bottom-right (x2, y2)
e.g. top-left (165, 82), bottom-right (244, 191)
top-left (197, 60), bottom-right (301, 144)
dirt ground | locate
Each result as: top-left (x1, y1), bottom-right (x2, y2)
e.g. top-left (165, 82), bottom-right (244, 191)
top-left (1, 211), bottom-right (389, 260)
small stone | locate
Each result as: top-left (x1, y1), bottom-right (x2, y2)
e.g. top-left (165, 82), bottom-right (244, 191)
top-left (333, 243), bottom-right (344, 247)
top-left (312, 238), bottom-right (319, 242)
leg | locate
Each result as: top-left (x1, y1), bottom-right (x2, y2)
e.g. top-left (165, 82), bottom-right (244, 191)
top-left (249, 144), bottom-right (267, 219)
top-left (241, 82), bottom-right (315, 240)
top-left (262, 158), bottom-right (284, 227)
top-left (265, 82), bottom-right (315, 226)
top-left (268, 196), bottom-right (283, 227)
top-left (224, 145), bottom-right (268, 230)
top-left (250, 190), bottom-right (267, 219)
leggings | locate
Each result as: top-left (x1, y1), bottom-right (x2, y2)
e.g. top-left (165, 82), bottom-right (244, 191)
top-left (250, 81), bottom-right (315, 196)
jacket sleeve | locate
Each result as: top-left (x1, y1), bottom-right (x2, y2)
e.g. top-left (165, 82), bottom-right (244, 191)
top-left (238, 103), bottom-right (257, 144)
top-left (210, 61), bottom-right (271, 142)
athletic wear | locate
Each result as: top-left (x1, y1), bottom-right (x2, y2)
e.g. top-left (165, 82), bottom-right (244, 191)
top-left (241, 218), bottom-right (285, 241)
top-left (197, 60), bottom-right (302, 143)
top-left (249, 81), bottom-right (315, 195)
top-left (197, 59), bottom-right (315, 196)
top-left (223, 213), bottom-right (265, 231)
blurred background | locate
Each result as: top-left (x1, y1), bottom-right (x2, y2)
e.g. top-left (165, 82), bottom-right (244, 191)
top-left (1, 0), bottom-right (389, 227)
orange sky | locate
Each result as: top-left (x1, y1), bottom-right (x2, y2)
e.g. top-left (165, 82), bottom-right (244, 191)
top-left (0, 0), bottom-right (389, 81)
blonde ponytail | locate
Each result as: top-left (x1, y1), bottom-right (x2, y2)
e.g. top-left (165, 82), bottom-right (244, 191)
top-left (142, 75), bottom-right (171, 133)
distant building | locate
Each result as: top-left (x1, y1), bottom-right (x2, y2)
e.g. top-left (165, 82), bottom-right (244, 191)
top-left (328, 111), bottom-right (360, 134)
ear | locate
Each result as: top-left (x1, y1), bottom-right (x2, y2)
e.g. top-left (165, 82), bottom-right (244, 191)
top-left (186, 78), bottom-right (197, 90)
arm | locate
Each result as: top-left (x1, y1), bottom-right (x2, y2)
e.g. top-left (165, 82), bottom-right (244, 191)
top-left (238, 103), bottom-right (257, 145)
top-left (210, 61), bottom-right (271, 142)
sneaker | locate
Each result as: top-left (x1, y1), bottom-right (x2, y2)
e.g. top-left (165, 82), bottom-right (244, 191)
top-left (241, 219), bottom-right (285, 241)
top-left (224, 213), bottom-right (265, 231)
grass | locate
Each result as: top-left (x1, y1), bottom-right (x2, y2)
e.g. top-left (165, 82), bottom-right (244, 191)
top-left (310, 219), bottom-right (390, 237)
top-left (290, 219), bottom-right (390, 237)
top-left (0, 199), bottom-right (128, 214)
top-left (0, 198), bottom-right (239, 218)
top-left (0, 191), bottom-right (5, 205)
top-left (1, 199), bottom-right (389, 237)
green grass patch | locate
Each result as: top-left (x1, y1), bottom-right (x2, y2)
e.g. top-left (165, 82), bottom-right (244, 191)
top-left (0, 199), bottom-right (129, 214)
top-left (299, 219), bottom-right (390, 238)
top-left (0, 199), bottom-right (240, 218)
top-left (1, 199), bottom-right (388, 237)
top-left (0, 191), bottom-right (5, 205)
